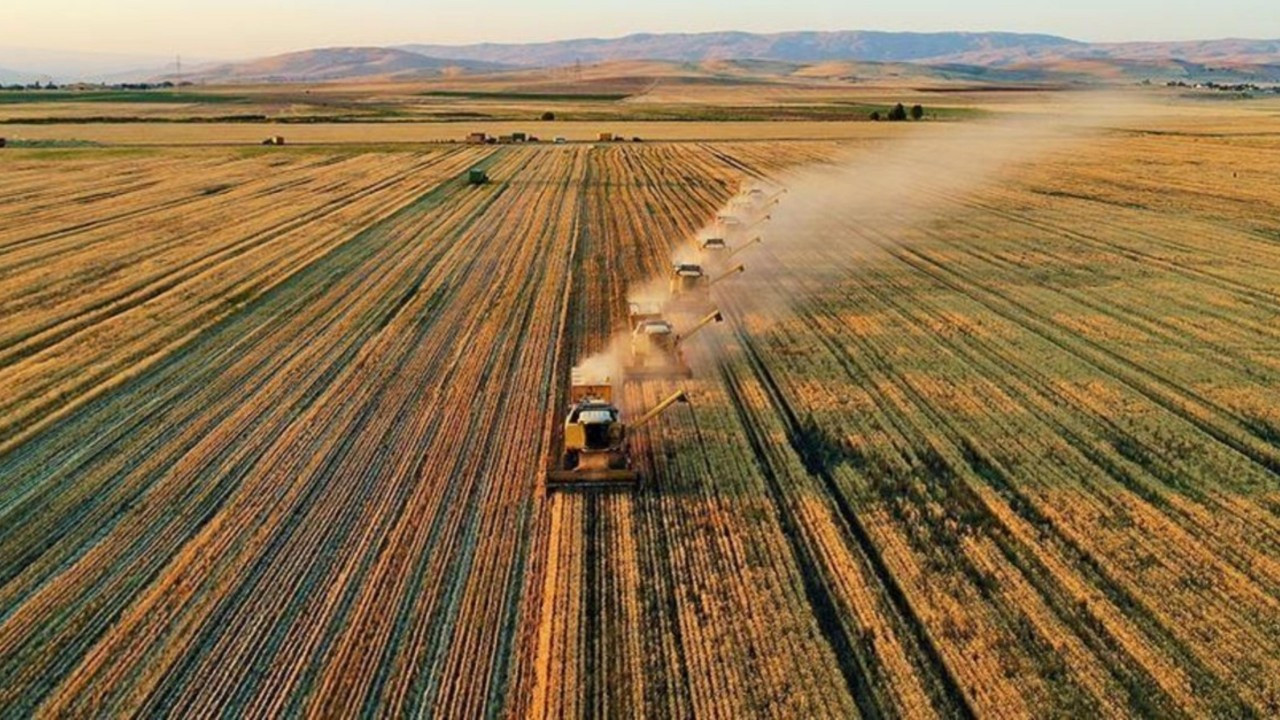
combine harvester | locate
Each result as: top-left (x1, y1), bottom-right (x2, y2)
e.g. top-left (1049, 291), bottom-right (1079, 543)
top-left (700, 235), bottom-right (761, 268)
top-left (697, 185), bottom-right (781, 267)
top-left (732, 186), bottom-right (785, 216)
top-left (714, 213), bottom-right (770, 242)
top-left (625, 306), bottom-right (724, 380)
top-left (546, 370), bottom-right (688, 489)
top-left (667, 262), bottom-right (744, 310)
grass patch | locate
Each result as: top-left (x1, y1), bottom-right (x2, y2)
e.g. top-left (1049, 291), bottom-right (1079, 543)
top-left (2, 138), bottom-right (101, 148)
top-left (1, 115), bottom-right (270, 124)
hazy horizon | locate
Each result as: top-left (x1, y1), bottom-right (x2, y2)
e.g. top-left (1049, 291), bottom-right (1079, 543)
top-left (3, 0), bottom-right (1278, 60)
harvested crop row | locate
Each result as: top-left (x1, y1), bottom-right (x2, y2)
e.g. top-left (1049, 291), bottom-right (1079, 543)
top-left (0, 146), bottom-right (580, 716)
top-left (0, 149), bottom-right (488, 452)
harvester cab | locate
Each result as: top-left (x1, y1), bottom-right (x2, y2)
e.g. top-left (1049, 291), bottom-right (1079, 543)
top-left (700, 236), bottom-right (728, 254)
top-left (546, 370), bottom-right (689, 490)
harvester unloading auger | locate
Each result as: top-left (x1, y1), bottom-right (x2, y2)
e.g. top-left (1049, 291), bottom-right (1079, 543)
top-left (625, 308), bottom-right (724, 380)
top-left (723, 238), bottom-right (761, 263)
top-left (546, 371), bottom-right (689, 489)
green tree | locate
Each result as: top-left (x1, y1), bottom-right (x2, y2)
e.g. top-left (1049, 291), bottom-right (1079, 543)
top-left (888, 103), bottom-right (908, 121)
top-left (910, 104), bottom-right (924, 120)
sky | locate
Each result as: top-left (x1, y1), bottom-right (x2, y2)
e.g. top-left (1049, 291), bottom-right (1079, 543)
top-left (2, 0), bottom-right (1278, 60)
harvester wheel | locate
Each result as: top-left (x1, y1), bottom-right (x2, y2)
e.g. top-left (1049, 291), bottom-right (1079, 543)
top-left (563, 450), bottom-right (580, 471)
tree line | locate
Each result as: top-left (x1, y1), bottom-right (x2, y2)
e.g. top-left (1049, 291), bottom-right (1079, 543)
top-left (870, 103), bottom-right (926, 122)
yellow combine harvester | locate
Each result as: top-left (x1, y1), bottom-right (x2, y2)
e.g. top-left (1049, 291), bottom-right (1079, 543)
top-left (700, 235), bottom-right (760, 268)
top-left (546, 371), bottom-right (688, 489)
top-left (625, 309), bottom-right (724, 379)
top-left (667, 262), bottom-right (744, 307)
top-left (715, 212), bottom-right (771, 240)
top-left (732, 187), bottom-right (785, 215)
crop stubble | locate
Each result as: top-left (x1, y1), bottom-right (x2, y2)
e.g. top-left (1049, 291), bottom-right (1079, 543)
top-left (0, 128), bottom-right (1278, 718)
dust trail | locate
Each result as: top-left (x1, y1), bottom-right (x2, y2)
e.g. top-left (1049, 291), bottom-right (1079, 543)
top-left (575, 93), bottom-right (1125, 384)
top-left (710, 93), bottom-right (1129, 329)
top-left (571, 334), bottom-right (628, 398)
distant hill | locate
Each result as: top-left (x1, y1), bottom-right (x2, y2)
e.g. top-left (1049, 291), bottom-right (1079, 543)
top-left (939, 38), bottom-right (1280, 66)
top-left (400, 31), bottom-right (1084, 67)
top-left (12, 33), bottom-right (1280, 86)
top-left (168, 47), bottom-right (510, 84)
top-left (923, 39), bottom-right (1280, 83)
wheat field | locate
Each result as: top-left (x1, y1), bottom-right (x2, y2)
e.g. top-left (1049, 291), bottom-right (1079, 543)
top-left (1, 104), bottom-right (1278, 717)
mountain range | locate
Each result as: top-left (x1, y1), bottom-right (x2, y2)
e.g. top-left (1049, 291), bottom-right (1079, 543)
top-left (400, 31), bottom-right (1087, 67)
top-left (397, 31), bottom-right (1280, 71)
top-left (7, 31), bottom-right (1280, 85)
top-left (221, 32), bottom-right (1280, 85)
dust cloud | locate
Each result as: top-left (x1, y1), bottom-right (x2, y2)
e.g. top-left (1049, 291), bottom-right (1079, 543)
top-left (701, 93), bottom-right (1138, 328)
top-left (571, 334), bottom-right (628, 398)
top-left (574, 92), bottom-right (1132, 387)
